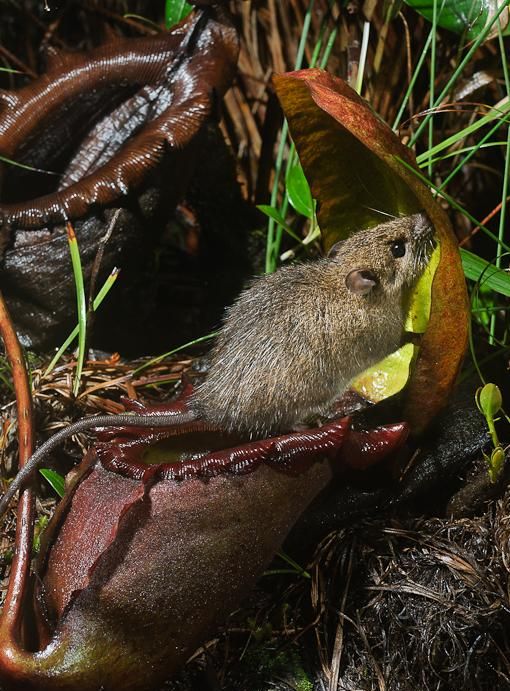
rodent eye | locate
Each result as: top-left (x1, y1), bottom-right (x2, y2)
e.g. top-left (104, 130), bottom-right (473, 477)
top-left (390, 240), bottom-right (406, 258)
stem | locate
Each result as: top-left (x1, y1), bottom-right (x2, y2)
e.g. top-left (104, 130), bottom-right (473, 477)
top-left (487, 416), bottom-right (500, 449)
top-left (436, 112), bottom-right (510, 193)
top-left (489, 21), bottom-right (510, 343)
top-left (393, 30), bottom-right (433, 131)
top-left (355, 21), bottom-right (371, 95)
top-left (265, 0), bottom-right (315, 273)
top-left (0, 291), bottom-right (35, 649)
top-left (427, 0), bottom-right (437, 178)
top-left (396, 156), bottom-right (510, 252)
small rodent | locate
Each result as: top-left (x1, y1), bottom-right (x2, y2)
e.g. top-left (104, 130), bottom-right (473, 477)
top-left (191, 211), bottom-right (434, 435)
top-left (0, 212), bottom-right (434, 516)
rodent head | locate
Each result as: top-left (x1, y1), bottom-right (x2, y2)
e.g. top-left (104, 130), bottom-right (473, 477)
top-left (328, 212), bottom-right (435, 297)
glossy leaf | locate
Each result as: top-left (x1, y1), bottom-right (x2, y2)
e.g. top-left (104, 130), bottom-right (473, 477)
top-left (274, 69), bottom-right (469, 433)
top-left (0, 10), bottom-right (239, 233)
top-left (0, 9), bottom-right (239, 353)
top-left (20, 442), bottom-right (335, 690)
top-left (39, 469), bottom-right (65, 498)
top-left (257, 204), bottom-right (301, 241)
top-left (286, 162), bottom-right (314, 218)
top-left (165, 0), bottom-right (193, 28)
top-left (405, 0), bottom-right (510, 39)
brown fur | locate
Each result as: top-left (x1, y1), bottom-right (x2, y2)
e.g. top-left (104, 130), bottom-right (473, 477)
top-left (192, 213), bottom-right (435, 437)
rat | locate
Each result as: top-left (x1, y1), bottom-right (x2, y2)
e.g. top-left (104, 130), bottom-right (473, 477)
top-left (191, 211), bottom-right (435, 436)
top-left (0, 212), bottom-right (434, 517)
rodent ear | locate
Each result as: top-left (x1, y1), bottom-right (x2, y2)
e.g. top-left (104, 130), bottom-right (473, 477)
top-left (413, 211), bottom-right (433, 235)
top-left (345, 269), bottom-right (378, 295)
top-left (327, 240), bottom-right (345, 259)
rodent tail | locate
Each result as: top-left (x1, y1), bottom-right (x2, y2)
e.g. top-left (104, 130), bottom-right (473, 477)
top-left (0, 409), bottom-right (198, 522)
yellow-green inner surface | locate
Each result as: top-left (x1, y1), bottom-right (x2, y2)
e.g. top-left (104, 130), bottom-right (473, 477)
top-left (351, 243), bottom-right (440, 403)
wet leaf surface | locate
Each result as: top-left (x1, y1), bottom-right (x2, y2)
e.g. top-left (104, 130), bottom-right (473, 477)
top-left (404, 0), bottom-right (510, 40)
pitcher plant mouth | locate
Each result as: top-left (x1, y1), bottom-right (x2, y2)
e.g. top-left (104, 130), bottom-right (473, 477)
top-left (0, 4), bottom-right (239, 238)
top-left (92, 396), bottom-right (410, 483)
top-left (95, 416), bottom-right (354, 481)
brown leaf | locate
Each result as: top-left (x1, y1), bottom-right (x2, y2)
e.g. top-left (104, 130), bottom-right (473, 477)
top-left (274, 69), bottom-right (469, 433)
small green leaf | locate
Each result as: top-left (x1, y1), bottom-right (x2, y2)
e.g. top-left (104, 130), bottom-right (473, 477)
top-left (165, 0), bottom-right (193, 28)
top-left (257, 205), bottom-right (301, 241)
top-left (488, 446), bottom-right (505, 483)
top-left (461, 249), bottom-right (510, 297)
top-left (66, 223), bottom-right (87, 397)
top-left (39, 469), bottom-right (65, 498)
top-left (44, 267), bottom-right (120, 377)
top-left (133, 331), bottom-right (218, 375)
top-left (405, 0), bottom-right (510, 40)
top-left (286, 163), bottom-right (314, 218)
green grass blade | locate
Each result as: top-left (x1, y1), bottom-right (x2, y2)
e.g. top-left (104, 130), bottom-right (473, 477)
top-left (395, 156), bottom-right (510, 252)
top-left (318, 0), bottom-right (339, 69)
top-left (393, 29), bottom-right (434, 131)
top-left (265, 0), bottom-right (339, 273)
top-left (416, 99), bottom-right (510, 164)
top-left (39, 469), bottom-right (65, 498)
top-left (44, 267), bottom-right (120, 377)
top-left (265, 0), bottom-right (316, 273)
top-left (461, 249), bottom-right (510, 297)
top-left (420, 141), bottom-right (508, 167)
top-left (427, 0), bottom-right (438, 178)
top-left (270, 550), bottom-right (311, 579)
top-left (489, 18), bottom-right (510, 341)
top-left (437, 113), bottom-right (510, 193)
top-left (410, 1), bottom-right (510, 146)
top-left (66, 224), bottom-right (87, 397)
top-left (132, 332), bottom-right (218, 376)
top-left (0, 153), bottom-right (58, 176)
top-left (257, 205), bottom-right (301, 241)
